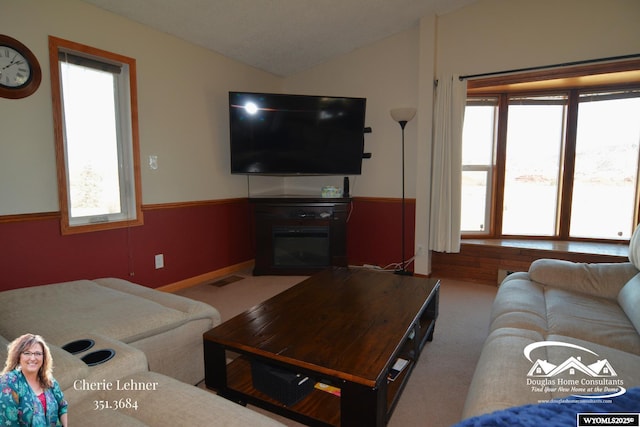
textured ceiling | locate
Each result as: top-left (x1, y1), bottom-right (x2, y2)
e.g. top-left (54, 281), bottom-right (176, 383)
top-left (81, 0), bottom-right (477, 76)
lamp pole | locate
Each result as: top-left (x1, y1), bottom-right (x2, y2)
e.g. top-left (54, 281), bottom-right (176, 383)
top-left (390, 107), bottom-right (416, 276)
top-left (399, 120), bottom-right (408, 275)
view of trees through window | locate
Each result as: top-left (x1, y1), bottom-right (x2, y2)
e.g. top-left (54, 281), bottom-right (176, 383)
top-left (60, 62), bottom-right (123, 219)
top-left (49, 36), bottom-right (142, 234)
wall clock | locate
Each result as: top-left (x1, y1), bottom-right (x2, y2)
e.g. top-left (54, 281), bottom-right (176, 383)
top-left (0, 35), bottom-right (42, 99)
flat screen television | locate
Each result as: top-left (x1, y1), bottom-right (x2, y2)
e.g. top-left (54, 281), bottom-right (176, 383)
top-left (229, 91), bottom-right (367, 175)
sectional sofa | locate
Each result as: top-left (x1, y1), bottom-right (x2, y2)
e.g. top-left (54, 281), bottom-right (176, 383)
top-left (461, 229), bottom-right (640, 420)
top-left (0, 278), bottom-right (284, 426)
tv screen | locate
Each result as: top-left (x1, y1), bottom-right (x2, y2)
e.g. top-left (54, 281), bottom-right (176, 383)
top-left (229, 92), bottom-right (366, 175)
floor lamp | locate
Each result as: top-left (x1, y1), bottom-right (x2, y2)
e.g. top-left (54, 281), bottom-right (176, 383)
top-left (390, 107), bottom-right (416, 275)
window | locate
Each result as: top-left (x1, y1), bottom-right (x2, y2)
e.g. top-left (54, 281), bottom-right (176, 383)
top-left (502, 95), bottom-right (566, 236)
top-left (461, 97), bottom-right (497, 233)
top-left (49, 36), bottom-right (142, 234)
top-left (570, 90), bottom-right (640, 239)
top-left (461, 60), bottom-right (640, 241)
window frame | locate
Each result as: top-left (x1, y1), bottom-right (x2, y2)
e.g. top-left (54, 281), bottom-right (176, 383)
top-left (501, 92), bottom-right (568, 237)
top-left (49, 36), bottom-right (143, 235)
top-left (463, 59), bottom-right (640, 243)
top-left (460, 97), bottom-right (499, 235)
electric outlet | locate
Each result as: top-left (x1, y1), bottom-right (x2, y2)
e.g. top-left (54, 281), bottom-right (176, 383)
top-left (149, 155), bottom-right (158, 170)
top-left (416, 244), bottom-right (425, 256)
top-left (155, 254), bottom-right (164, 269)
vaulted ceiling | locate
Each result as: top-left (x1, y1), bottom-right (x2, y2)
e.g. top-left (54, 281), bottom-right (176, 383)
top-left (81, 0), bottom-right (477, 76)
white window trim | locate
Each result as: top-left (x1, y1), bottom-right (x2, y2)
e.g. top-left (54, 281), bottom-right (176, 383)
top-left (461, 165), bottom-right (493, 234)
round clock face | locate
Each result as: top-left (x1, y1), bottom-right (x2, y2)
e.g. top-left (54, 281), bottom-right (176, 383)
top-left (0, 35), bottom-right (41, 99)
top-left (0, 45), bottom-right (32, 88)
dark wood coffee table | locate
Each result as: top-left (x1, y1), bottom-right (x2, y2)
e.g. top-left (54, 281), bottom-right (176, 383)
top-left (203, 267), bottom-right (440, 427)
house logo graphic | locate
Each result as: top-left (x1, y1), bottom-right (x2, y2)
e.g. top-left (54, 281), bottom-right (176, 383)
top-left (523, 341), bottom-right (626, 400)
top-left (527, 355), bottom-right (617, 378)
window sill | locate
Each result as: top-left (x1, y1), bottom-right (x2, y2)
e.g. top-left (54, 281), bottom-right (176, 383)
top-left (461, 238), bottom-right (629, 259)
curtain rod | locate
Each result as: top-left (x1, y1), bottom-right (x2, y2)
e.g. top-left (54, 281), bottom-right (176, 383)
top-left (459, 53), bottom-right (640, 81)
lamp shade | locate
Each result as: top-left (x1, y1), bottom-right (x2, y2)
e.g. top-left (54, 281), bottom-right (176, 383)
top-left (390, 107), bottom-right (416, 123)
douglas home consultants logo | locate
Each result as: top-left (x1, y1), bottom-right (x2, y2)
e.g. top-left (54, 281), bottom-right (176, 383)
top-left (524, 341), bottom-right (626, 400)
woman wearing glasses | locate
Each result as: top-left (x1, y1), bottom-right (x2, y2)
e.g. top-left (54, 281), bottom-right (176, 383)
top-left (0, 333), bottom-right (68, 426)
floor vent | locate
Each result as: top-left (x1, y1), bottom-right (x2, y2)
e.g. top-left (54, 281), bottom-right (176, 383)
top-left (208, 275), bottom-right (245, 287)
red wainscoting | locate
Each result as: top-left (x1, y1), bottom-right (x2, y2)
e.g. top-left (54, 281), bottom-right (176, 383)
top-left (0, 214), bottom-right (133, 290)
top-left (347, 197), bottom-right (415, 271)
top-left (0, 197), bottom-right (413, 291)
top-left (0, 199), bottom-right (255, 291)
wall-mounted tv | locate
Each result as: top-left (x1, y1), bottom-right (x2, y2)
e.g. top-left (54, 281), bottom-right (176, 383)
top-left (229, 91), bottom-right (367, 175)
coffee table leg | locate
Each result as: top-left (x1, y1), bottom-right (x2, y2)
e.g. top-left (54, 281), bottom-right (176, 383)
top-left (426, 286), bottom-right (439, 342)
top-left (341, 381), bottom-right (385, 427)
top-left (204, 340), bottom-right (227, 391)
top-left (427, 321), bottom-right (436, 342)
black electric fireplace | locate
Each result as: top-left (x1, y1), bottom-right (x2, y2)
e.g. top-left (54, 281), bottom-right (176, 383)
top-left (272, 226), bottom-right (330, 268)
top-left (251, 197), bottom-right (350, 275)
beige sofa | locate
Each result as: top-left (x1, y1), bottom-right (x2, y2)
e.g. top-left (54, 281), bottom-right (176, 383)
top-left (0, 277), bottom-right (219, 385)
top-left (0, 278), bottom-right (284, 426)
top-left (462, 231), bottom-right (640, 419)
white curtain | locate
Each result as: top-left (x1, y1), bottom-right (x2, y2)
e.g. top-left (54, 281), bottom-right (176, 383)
top-left (429, 75), bottom-right (467, 253)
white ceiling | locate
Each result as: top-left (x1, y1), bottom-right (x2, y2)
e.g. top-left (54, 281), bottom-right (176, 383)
top-left (81, 0), bottom-right (477, 77)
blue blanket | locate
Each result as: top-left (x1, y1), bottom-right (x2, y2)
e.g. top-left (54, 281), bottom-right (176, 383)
top-left (454, 388), bottom-right (640, 427)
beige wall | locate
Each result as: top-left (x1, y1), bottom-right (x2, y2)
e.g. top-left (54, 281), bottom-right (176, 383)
top-left (436, 0), bottom-right (640, 78)
top-left (277, 0), bottom-right (640, 273)
top-left (0, 0), bottom-right (281, 215)
top-left (2, 0), bottom-right (639, 274)
top-left (282, 27), bottom-right (421, 199)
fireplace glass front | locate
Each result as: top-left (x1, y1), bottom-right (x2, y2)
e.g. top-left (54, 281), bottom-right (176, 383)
top-left (272, 226), bottom-right (330, 268)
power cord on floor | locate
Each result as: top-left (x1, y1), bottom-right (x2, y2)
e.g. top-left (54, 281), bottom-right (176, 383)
top-left (355, 252), bottom-right (419, 272)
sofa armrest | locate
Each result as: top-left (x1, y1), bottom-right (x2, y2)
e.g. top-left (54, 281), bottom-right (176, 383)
top-left (528, 259), bottom-right (638, 300)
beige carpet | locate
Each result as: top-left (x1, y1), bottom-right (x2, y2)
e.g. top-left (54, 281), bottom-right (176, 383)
top-left (176, 269), bottom-right (497, 427)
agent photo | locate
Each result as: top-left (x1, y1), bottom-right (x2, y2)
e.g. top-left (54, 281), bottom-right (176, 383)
top-left (0, 333), bottom-right (68, 426)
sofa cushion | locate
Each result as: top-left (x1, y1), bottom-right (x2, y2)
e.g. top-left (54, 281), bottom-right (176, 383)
top-left (628, 225), bottom-right (640, 269)
top-left (70, 401), bottom-right (150, 426)
top-left (60, 334), bottom-right (149, 406)
top-left (490, 276), bottom-right (548, 334)
top-left (0, 278), bottom-right (221, 386)
top-left (528, 259), bottom-right (637, 300)
top-left (94, 277), bottom-right (220, 324)
top-left (490, 276), bottom-right (640, 355)
top-left (0, 335), bottom-right (8, 362)
top-left (462, 328), bottom-right (550, 419)
top-left (618, 273), bottom-right (640, 334)
top-left (463, 329), bottom-right (640, 420)
top-left (0, 280), bottom-right (191, 345)
top-left (47, 345), bottom-right (91, 392)
top-left (547, 334), bottom-right (640, 391)
top-left (545, 288), bottom-right (640, 355)
top-left (77, 371), bottom-right (286, 426)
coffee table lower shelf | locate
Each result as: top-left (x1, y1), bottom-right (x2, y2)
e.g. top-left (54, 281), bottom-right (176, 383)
top-left (214, 354), bottom-right (417, 427)
top-left (223, 356), bottom-right (341, 427)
